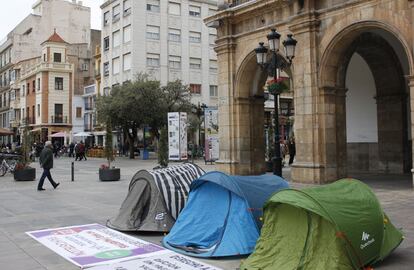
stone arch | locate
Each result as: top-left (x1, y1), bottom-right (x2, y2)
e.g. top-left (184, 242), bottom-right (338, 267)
top-left (235, 51), bottom-right (267, 98)
top-left (236, 50), bottom-right (294, 98)
top-left (232, 50), bottom-right (294, 174)
top-left (231, 51), bottom-right (268, 174)
top-left (317, 21), bottom-right (413, 179)
top-left (319, 20), bottom-right (414, 87)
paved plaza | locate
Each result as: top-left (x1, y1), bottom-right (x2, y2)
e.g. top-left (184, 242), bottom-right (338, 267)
top-left (0, 157), bottom-right (413, 270)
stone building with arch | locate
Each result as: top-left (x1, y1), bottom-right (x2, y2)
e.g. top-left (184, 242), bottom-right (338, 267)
top-left (206, 0), bottom-right (414, 183)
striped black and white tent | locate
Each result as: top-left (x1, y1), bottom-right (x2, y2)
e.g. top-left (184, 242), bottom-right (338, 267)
top-left (107, 163), bottom-right (205, 232)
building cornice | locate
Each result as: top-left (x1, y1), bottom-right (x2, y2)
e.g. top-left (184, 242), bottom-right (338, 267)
top-left (0, 62), bottom-right (13, 73)
top-left (102, 0), bottom-right (217, 9)
top-left (191, 0), bottom-right (218, 6)
top-left (205, 0), bottom-right (288, 25)
top-left (19, 62), bottom-right (73, 81)
top-left (101, 0), bottom-right (117, 9)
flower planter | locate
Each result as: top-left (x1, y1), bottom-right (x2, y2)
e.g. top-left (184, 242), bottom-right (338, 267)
top-left (14, 167), bottom-right (36, 181)
top-left (99, 168), bottom-right (120, 181)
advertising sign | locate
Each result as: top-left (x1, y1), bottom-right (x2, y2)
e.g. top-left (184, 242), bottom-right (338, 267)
top-left (204, 108), bottom-right (219, 161)
top-left (168, 112), bottom-right (187, 161)
top-left (26, 224), bottom-right (169, 269)
top-left (89, 252), bottom-right (222, 270)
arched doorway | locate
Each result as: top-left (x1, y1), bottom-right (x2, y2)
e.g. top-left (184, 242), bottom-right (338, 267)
top-left (230, 51), bottom-right (293, 175)
top-left (231, 52), bottom-right (268, 175)
top-left (319, 22), bottom-right (413, 179)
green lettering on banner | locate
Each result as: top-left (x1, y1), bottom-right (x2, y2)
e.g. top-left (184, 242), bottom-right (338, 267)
top-left (95, 249), bottom-right (132, 259)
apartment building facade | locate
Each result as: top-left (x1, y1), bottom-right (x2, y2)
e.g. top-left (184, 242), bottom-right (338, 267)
top-left (0, 0), bottom-right (93, 143)
top-left (13, 32), bottom-right (74, 143)
top-left (0, 45), bottom-right (13, 143)
top-left (100, 0), bottom-right (218, 107)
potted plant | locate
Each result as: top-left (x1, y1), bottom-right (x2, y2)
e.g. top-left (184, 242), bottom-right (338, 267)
top-left (99, 121), bottom-right (120, 181)
top-left (266, 76), bottom-right (290, 96)
top-left (14, 125), bottom-right (36, 181)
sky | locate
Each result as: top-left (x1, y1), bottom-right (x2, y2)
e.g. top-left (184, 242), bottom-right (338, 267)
top-left (0, 0), bottom-right (104, 40)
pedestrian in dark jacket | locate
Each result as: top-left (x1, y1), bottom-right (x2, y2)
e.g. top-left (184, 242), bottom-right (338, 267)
top-left (37, 141), bottom-right (60, 191)
top-left (288, 137), bottom-right (296, 165)
top-left (69, 142), bottom-right (75, 158)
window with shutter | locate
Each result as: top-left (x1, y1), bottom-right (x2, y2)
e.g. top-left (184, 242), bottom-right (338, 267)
top-left (189, 5), bottom-right (201, 17)
top-left (190, 32), bottom-right (201, 43)
top-left (168, 28), bottom-right (181, 42)
top-left (146, 25), bottom-right (160, 40)
top-left (168, 2), bottom-right (181, 15)
top-left (190, 58), bottom-right (201, 69)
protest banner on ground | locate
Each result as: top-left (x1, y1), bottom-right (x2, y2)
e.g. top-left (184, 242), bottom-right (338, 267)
top-left (26, 224), bottom-right (170, 268)
top-left (90, 252), bottom-right (222, 270)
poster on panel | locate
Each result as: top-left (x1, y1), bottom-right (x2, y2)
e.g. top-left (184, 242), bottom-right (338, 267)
top-left (168, 112), bottom-right (188, 161)
top-left (204, 108), bottom-right (219, 161)
top-left (168, 112), bottom-right (180, 161)
top-left (179, 112), bottom-right (188, 160)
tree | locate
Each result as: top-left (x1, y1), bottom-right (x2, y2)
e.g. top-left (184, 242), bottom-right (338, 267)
top-left (162, 80), bottom-right (192, 113)
top-left (19, 124), bottom-right (33, 168)
top-left (187, 114), bottom-right (202, 145)
top-left (158, 126), bottom-right (168, 167)
top-left (148, 80), bottom-right (193, 140)
top-left (104, 120), bottom-right (114, 168)
top-left (97, 76), bottom-right (193, 160)
top-left (97, 74), bottom-right (162, 159)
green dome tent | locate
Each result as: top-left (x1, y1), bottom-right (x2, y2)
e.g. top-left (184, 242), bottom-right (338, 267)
top-left (241, 179), bottom-right (403, 270)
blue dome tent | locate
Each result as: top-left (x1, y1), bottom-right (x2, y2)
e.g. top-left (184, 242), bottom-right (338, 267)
top-left (162, 171), bottom-right (289, 257)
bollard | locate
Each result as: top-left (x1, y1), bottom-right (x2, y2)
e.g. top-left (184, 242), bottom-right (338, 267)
top-left (71, 162), bottom-right (74, 182)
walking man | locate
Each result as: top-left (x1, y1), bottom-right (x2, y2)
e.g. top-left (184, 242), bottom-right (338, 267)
top-left (38, 141), bottom-right (60, 191)
top-left (288, 137), bottom-right (296, 166)
top-left (69, 142), bottom-right (75, 158)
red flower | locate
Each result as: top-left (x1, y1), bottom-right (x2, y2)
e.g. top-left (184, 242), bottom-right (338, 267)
top-left (266, 76), bottom-right (289, 85)
top-left (100, 164), bottom-right (109, 170)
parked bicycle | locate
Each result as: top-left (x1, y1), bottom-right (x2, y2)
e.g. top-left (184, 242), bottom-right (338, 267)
top-left (0, 158), bottom-right (18, 176)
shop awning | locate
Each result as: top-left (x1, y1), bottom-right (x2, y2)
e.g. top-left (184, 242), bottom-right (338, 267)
top-left (0, 128), bottom-right (14, 136)
top-left (74, 132), bottom-right (93, 137)
top-left (30, 128), bottom-right (42, 133)
top-left (51, 132), bottom-right (66, 138)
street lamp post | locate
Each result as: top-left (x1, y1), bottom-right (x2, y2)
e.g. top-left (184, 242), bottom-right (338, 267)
top-left (255, 29), bottom-right (297, 177)
top-left (191, 102), bottom-right (207, 153)
top-left (198, 103), bottom-right (207, 148)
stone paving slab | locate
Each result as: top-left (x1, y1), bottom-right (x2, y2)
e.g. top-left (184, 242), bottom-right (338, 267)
top-left (0, 157), bottom-right (412, 269)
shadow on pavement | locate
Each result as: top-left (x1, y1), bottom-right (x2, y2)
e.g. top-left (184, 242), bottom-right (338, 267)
top-left (349, 173), bottom-right (412, 190)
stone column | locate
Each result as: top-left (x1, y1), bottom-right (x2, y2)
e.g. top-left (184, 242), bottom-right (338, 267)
top-left (215, 40), bottom-right (238, 174)
top-left (249, 96), bottom-right (266, 174)
top-left (317, 86), bottom-right (348, 182)
top-left (407, 76), bottom-right (414, 186)
top-left (375, 93), bottom-right (406, 174)
top-left (289, 12), bottom-right (325, 183)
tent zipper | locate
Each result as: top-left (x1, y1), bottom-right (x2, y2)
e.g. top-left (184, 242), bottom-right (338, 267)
top-left (296, 211), bottom-right (312, 270)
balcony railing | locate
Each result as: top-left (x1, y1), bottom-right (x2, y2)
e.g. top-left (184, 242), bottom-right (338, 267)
top-left (84, 125), bottom-right (93, 132)
top-left (21, 62), bottom-right (72, 77)
top-left (84, 85), bottom-right (96, 95)
top-left (22, 117), bottom-right (36, 125)
top-left (84, 103), bottom-right (94, 110)
top-left (51, 115), bottom-right (68, 124)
